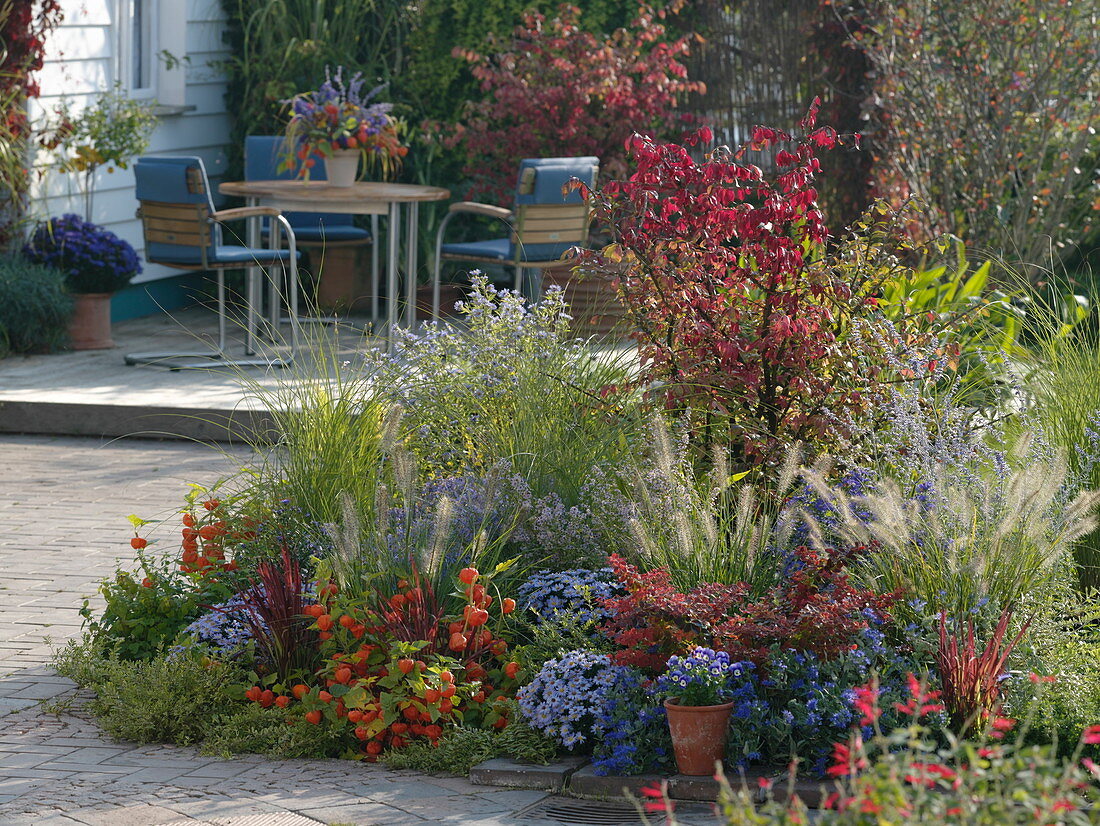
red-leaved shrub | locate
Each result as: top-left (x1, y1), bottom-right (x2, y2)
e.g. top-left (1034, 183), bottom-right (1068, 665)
top-left (578, 102), bottom-right (929, 467)
top-left (450, 2), bottom-right (703, 203)
top-left (601, 545), bottom-right (896, 672)
top-left (714, 544), bottom-right (897, 664)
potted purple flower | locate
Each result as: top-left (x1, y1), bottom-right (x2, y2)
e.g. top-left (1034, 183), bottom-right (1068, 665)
top-left (658, 647), bottom-right (752, 776)
top-left (281, 66), bottom-right (407, 186)
top-left (22, 214), bottom-right (142, 350)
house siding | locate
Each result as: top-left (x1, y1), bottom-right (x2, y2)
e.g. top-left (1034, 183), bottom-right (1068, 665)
top-left (28, 0), bottom-right (232, 287)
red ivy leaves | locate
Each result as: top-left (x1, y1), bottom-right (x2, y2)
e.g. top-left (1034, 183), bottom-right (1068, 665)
top-left (450, 2), bottom-right (703, 203)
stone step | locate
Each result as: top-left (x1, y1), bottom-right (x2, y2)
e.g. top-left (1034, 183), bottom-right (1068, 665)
top-left (0, 400), bottom-right (275, 443)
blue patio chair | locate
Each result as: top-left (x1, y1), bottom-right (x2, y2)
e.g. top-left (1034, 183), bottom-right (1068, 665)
top-left (245, 136), bottom-right (378, 318)
top-left (431, 156), bottom-right (599, 318)
top-left (126, 155), bottom-right (300, 370)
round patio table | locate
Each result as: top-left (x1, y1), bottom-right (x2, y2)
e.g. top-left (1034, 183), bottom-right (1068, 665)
top-left (219, 180), bottom-right (450, 349)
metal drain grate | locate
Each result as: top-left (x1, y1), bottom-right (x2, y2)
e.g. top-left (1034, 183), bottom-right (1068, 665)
top-left (516, 798), bottom-right (666, 825)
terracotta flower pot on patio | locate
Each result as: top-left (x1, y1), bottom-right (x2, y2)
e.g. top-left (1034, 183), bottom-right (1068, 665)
top-left (67, 292), bottom-right (115, 350)
top-left (416, 283), bottom-right (467, 320)
top-left (540, 265), bottom-right (626, 335)
top-left (664, 698), bottom-right (734, 776)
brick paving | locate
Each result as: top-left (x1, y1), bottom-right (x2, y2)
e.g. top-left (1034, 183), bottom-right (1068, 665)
top-left (0, 435), bottom-right (715, 826)
top-left (0, 435), bottom-right (561, 826)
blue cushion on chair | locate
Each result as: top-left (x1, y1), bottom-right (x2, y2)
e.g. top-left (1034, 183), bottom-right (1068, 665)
top-left (210, 246), bottom-right (297, 265)
top-left (441, 238), bottom-right (511, 261)
top-left (150, 244), bottom-right (297, 267)
top-left (514, 157), bottom-right (599, 206)
top-left (441, 237), bottom-right (572, 265)
top-left (274, 222), bottom-right (371, 244)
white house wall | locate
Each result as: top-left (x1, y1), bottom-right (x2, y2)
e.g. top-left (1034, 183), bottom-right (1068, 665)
top-left (28, 0), bottom-right (232, 285)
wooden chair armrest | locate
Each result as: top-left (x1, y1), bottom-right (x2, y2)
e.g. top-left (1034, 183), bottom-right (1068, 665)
top-left (211, 206), bottom-right (283, 222)
top-left (448, 201), bottom-right (512, 221)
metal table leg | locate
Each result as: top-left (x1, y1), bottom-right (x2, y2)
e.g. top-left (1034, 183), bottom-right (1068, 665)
top-left (371, 214), bottom-right (380, 325)
top-left (404, 201), bottom-right (419, 329)
top-left (245, 203), bottom-right (261, 355)
top-left (386, 202), bottom-right (401, 354)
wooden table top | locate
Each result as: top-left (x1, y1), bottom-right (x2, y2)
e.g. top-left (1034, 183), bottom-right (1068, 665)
top-left (220, 179), bottom-right (451, 204)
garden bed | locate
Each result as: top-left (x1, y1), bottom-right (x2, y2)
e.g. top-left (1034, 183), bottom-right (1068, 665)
top-left (59, 118), bottom-right (1100, 826)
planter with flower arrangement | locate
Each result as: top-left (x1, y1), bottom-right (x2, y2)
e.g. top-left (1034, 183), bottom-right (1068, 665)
top-left (22, 214), bottom-right (142, 350)
top-left (658, 647), bottom-right (750, 776)
top-left (281, 66), bottom-right (407, 187)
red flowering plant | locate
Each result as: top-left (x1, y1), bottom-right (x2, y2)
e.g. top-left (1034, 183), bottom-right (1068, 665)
top-left (450, 2), bottom-right (703, 203)
top-left (234, 563), bottom-right (524, 759)
top-left (577, 102), bottom-right (937, 468)
top-left (683, 675), bottom-right (1100, 825)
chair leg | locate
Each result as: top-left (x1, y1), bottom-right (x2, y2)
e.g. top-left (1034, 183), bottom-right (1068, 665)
top-left (216, 270), bottom-right (228, 353)
top-left (285, 222), bottom-right (300, 361)
top-left (432, 211), bottom-right (460, 321)
top-left (124, 266), bottom-right (291, 371)
top-left (371, 214), bottom-right (380, 323)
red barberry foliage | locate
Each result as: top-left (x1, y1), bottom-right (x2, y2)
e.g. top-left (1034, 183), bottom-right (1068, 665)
top-left (450, 2), bottom-right (703, 203)
top-left (600, 553), bottom-right (747, 673)
top-left (714, 544), bottom-right (898, 664)
top-left (578, 102), bottom-right (920, 467)
top-left (601, 545), bottom-right (896, 672)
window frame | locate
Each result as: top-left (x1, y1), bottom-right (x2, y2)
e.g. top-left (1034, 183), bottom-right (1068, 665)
top-left (115, 0), bottom-right (188, 107)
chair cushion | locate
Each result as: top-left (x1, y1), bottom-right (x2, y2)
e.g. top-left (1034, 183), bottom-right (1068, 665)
top-left (150, 244), bottom-right (297, 266)
top-left (441, 237), bottom-right (511, 261)
top-left (441, 237), bottom-right (571, 264)
top-left (273, 221), bottom-right (372, 244)
top-left (210, 245), bottom-right (298, 265)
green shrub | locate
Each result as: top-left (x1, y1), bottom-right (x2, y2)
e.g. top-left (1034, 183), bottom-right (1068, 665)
top-left (54, 640), bottom-right (244, 745)
top-left (200, 703), bottom-right (348, 759)
top-left (1021, 318), bottom-right (1100, 592)
top-left (0, 256), bottom-right (70, 356)
top-left (1008, 598), bottom-right (1100, 758)
top-left (382, 702), bottom-right (556, 774)
top-left (80, 553), bottom-right (231, 660)
top-left (366, 276), bottom-right (642, 504)
top-left (382, 726), bottom-right (497, 774)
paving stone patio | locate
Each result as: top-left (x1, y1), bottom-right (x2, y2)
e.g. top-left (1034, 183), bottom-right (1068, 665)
top-left (0, 435), bottom-right (715, 826)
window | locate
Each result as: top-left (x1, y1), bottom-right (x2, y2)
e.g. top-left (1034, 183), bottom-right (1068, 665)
top-left (129, 0), bottom-right (155, 94)
top-left (116, 0), bottom-right (187, 107)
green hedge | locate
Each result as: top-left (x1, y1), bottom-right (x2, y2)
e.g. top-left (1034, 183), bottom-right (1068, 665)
top-left (0, 256), bottom-right (71, 357)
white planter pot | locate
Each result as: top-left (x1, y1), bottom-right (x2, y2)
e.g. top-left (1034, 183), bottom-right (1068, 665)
top-left (326, 149), bottom-right (360, 187)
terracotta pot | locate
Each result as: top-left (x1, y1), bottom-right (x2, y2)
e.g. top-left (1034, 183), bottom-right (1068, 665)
top-left (540, 265), bottom-right (626, 335)
top-left (664, 698), bottom-right (733, 776)
top-left (416, 284), bottom-right (467, 320)
top-left (68, 292), bottom-right (115, 350)
top-left (325, 149), bottom-right (360, 187)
